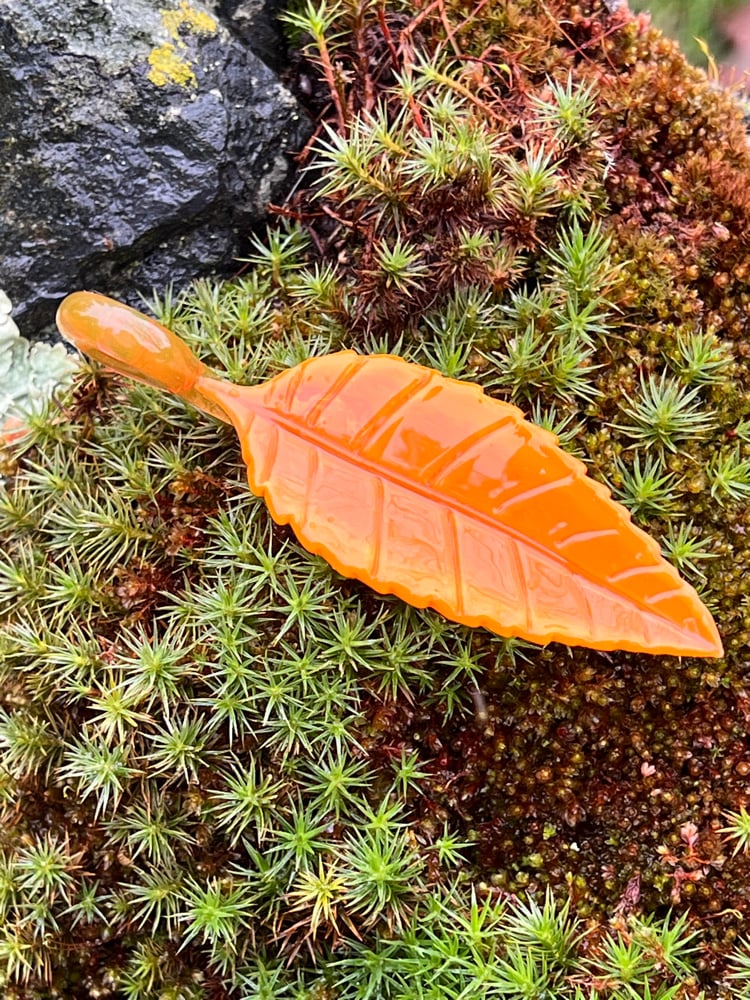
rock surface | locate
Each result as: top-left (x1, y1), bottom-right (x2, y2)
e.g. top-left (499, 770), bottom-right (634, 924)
top-left (218, 0), bottom-right (289, 69)
top-left (0, 0), bottom-right (311, 335)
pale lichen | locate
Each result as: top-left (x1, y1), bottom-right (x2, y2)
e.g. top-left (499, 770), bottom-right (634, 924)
top-left (0, 291), bottom-right (76, 435)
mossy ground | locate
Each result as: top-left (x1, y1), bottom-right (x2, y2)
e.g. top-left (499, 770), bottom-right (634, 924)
top-left (2, 0), bottom-right (750, 997)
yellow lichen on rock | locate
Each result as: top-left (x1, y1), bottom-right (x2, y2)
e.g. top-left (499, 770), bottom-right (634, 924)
top-left (148, 43), bottom-right (197, 88)
top-left (162, 0), bottom-right (217, 37)
top-left (147, 1), bottom-right (218, 89)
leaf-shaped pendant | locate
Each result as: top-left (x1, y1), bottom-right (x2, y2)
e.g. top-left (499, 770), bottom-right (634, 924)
top-left (56, 292), bottom-right (723, 658)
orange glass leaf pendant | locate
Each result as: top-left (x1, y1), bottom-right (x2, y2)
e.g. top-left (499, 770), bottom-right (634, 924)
top-left (56, 292), bottom-right (723, 658)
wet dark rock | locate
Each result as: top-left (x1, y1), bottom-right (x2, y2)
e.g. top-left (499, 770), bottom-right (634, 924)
top-left (218, 0), bottom-right (289, 69)
top-left (0, 0), bottom-right (312, 335)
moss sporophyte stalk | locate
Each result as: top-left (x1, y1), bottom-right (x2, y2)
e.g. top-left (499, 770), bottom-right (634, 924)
top-left (3, 0), bottom-right (750, 996)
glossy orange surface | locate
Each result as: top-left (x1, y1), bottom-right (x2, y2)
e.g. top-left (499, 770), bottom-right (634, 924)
top-left (57, 291), bottom-right (724, 658)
